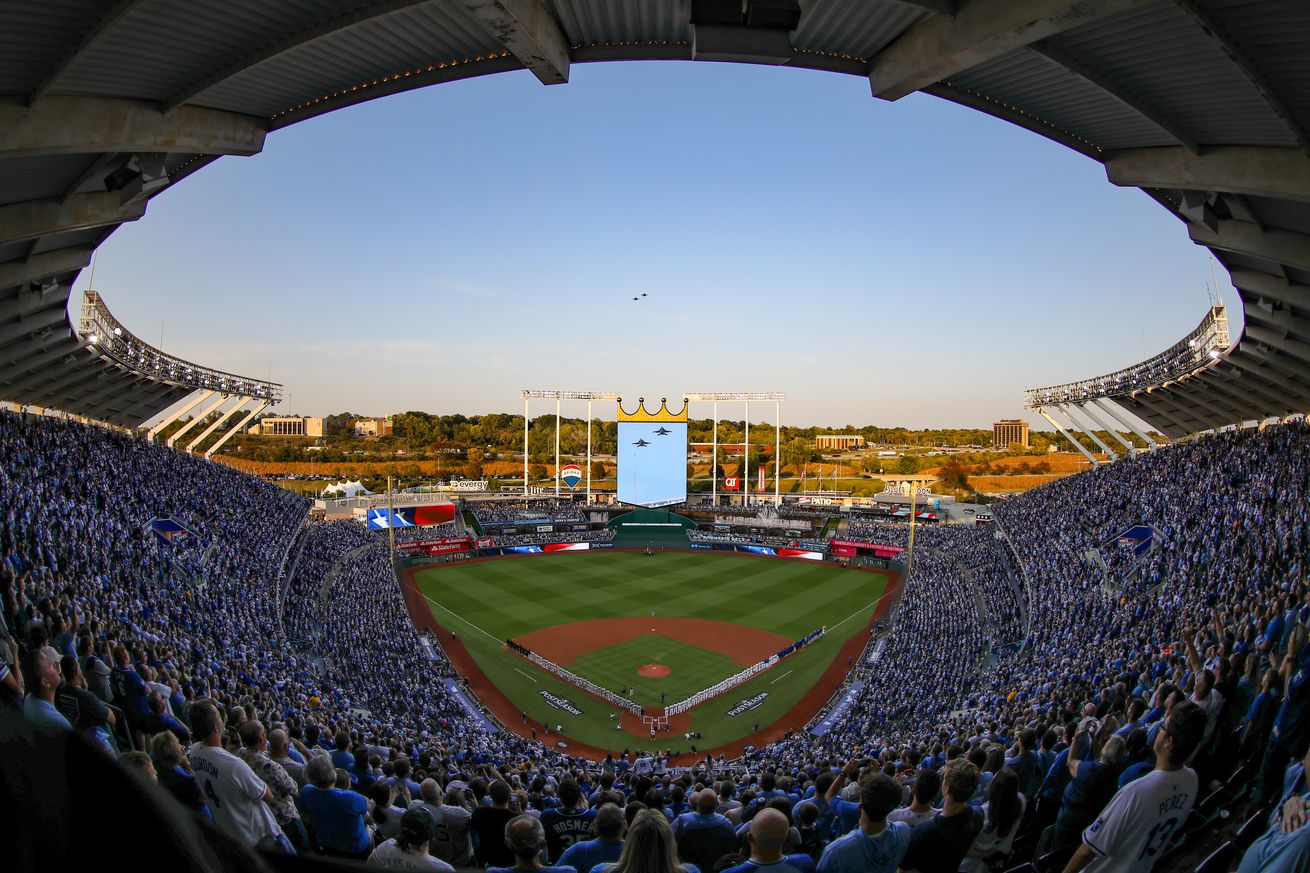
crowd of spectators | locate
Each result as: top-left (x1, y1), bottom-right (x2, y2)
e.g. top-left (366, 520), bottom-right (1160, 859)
top-left (471, 502), bottom-right (586, 525)
top-left (488, 529), bottom-right (614, 548)
top-left (5, 408), bottom-right (1310, 873)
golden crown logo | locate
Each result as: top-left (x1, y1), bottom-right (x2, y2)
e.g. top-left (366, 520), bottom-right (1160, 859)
top-left (616, 397), bottom-right (688, 423)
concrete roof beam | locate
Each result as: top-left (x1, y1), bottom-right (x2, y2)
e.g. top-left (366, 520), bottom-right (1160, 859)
top-left (0, 249), bottom-right (90, 292)
top-left (1190, 220), bottom-right (1310, 273)
top-left (0, 96), bottom-right (265, 159)
top-left (0, 192), bottom-right (145, 246)
top-left (1105, 147), bottom-right (1310, 202)
top-left (458, 0), bottom-right (570, 86)
top-left (869, 0), bottom-right (1148, 101)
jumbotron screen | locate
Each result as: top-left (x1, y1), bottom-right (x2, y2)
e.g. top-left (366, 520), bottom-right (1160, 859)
top-left (617, 421), bottom-right (687, 507)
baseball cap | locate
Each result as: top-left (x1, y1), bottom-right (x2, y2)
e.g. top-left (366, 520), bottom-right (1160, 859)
top-left (399, 806), bottom-right (435, 843)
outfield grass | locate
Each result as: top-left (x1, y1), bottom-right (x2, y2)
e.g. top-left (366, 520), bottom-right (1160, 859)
top-left (414, 552), bottom-right (888, 753)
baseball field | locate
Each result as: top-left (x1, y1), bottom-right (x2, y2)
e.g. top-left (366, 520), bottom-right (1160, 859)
top-left (402, 551), bottom-right (897, 759)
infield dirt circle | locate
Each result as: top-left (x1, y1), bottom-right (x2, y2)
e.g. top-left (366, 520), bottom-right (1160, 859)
top-left (637, 663), bottom-right (672, 678)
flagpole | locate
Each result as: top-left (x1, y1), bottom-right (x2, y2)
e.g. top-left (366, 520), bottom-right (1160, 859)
top-left (387, 475), bottom-right (395, 561)
top-left (907, 480), bottom-right (917, 572)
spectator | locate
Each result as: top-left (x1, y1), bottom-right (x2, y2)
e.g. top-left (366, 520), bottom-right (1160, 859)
top-left (558, 802), bottom-right (626, 873)
top-left (723, 807), bottom-right (815, 873)
top-left (1061, 699), bottom-right (1208, 873)
top-left (817, 773), bottom-right (909, 873)
top-left (368, 806), bottom-right (454, 871)
top-left (901, 759), bottom-right (983, 873)
top-left (593, 808), bottom-right (700, 873)
top-left (187, 699), bottom-right (287, 850)
top-left (489, 814), bottom-right (577, 873)
top-left (298, 754), bottom-right (372, 858)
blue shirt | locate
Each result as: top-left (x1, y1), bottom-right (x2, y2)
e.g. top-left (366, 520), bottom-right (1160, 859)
top-left (297, 785), bottom-right (369, 853)
top-left (831, 797), bottom-right (862, 837)
top-left (556, 837), bottom-right (623, 873)
top-left (673, 810), bottom-right (733, 839)
top-left (817, 822), bottom-right (911, 873)
top-left (723, 855), bottom-right (816, 873)
top-left (23, 695), bottom-right (72, 733)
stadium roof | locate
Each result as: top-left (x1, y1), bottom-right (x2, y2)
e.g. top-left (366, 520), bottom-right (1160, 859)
top-left (2, 0), bottom-right (1309, 432)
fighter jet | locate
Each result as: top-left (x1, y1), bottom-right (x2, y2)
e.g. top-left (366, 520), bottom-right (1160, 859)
top-left (633, 439), bottom-right (650, 447)
top-left (653, 427), bottom-right (672, 435)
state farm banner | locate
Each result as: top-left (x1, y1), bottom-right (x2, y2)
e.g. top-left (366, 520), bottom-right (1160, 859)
top-left (723, 476), bottom-right (740, 491)
top-left (395, 536), bottom-right (472, 556)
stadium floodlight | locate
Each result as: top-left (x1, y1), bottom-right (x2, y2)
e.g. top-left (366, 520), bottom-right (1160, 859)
top-left (78, 290), bottom-right (282, 403)
top-left (684, 392), bottom-right (786, 402)
top-left (1025, 306), bottom-right (1230, 409)
top-left (521, 390), bottom-right (621, 400)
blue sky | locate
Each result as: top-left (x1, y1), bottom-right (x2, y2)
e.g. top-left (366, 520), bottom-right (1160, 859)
top-left (75, 60), bottom-right (1227, 429)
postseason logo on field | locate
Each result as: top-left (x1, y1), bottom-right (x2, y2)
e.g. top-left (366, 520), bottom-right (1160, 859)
top-left (560, 464), bottom-right (583, 490)
top-left (726, 692), bottom-right (769, 717)
top-left (539, 690), bottom-right (582, 716)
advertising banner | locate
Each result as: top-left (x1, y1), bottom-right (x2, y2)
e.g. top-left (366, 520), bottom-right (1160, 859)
top-left (396, 537), bottom-right (472, 556)
top-left (829, 540), bottom-right (907, 559)
top-left (723, 476), bottom-right (740, 491)
top-left (560, 464), bottom-right (582, 490)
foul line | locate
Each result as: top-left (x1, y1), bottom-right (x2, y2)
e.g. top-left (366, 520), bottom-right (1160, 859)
top-left (826, 586), bottom-right (898, 635)
top-left (418, 591), bottom-right (503, 646)
top-left (514, 668), bottom-right (539, 684)
top-left (770, 669), bottom-right (793, 685)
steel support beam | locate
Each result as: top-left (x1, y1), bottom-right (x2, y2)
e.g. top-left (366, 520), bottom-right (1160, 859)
top-left (1095, 398), bottom-right (1163, 449)
top-left (1209, 361), bottom-right (1308, 411)
top-left (167, 392), bottom-right (229, 448)
top-left (1152, 386), bottom-right (1229, 431)
top-left (1223, 352), bottom-right (1310, 406)
top-left (1078, 401), bottom-right (1137, 456)
top-left (458, 0), bottom-right (570, 86)
top-left (206, 400), bottom-right (268, 459)
top-left (1190, 220), bottom-right (1310, 274)
top-left (1119, 393), bottom-right (1192, 438)
top-left (1059, 403), bottom-right (1118, 460)
top-left (0, 334), bottom-right (78, 379)
top-left (1166, 379), bottom-right (1248, 426)
top-left (1105, 147), bottom-right (1310, 202)
top-left (0, 193), bottom-right (146, 245)
top-left (1191, 371), bottom-right (1275, 422)
top-left (1172, 0), bottom-right (1310, 154)
top-left (147, 390), bottom-right (215, 441)
top-left (28, 1), bottom-right (149, 102)
top-left (164, 1), bottom-right (432, 111)
top-left (1036, 406), bottom-right (1099, 465)
top-left (1029, 45), bottom-right (1200, 154)
top-left (0, 96), bottom-right (266, 159)
top-left (187, 396), bottom-right (249, 454)
top-left (0, 248), bottom-right (90, 290)
top-left (869, 0), bottom-right (1144, 101)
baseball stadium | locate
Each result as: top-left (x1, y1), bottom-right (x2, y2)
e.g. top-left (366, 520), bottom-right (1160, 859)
top-left (4, 5), bottom-right (1310, 873)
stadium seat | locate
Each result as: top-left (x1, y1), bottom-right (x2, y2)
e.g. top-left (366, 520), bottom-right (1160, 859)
top-left (1034, 844), bottom-right (1077, 873)
top-left (1235, 808), bottom-right (1269, 851)
top-left (1193, 841), bottom-right (1238, 873)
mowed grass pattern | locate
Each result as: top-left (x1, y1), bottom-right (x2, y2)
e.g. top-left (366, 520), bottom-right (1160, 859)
top-left (569, 637), bottom-right (742, 710)
top-left (414, 552), bottom-right (888, 753)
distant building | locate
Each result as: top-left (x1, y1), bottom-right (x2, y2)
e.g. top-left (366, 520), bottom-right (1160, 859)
top-left (353, 417), bottom-right (393, 437)
top-left (993, 419), bottom-right (1030, 450)
top-left (815, 434), bottom-right (865, 451)
top-left (248, 416), bottom-right (323, 437)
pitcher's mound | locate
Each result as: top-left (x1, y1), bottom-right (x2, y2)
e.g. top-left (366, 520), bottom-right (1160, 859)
top-left (638, 663), bottom-right (671, 678)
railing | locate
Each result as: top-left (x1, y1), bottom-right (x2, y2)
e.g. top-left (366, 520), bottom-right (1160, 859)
top-left (79, 291), bottom-right (282, 401)
top-left (1025, 305), bottom-right (1230, 407)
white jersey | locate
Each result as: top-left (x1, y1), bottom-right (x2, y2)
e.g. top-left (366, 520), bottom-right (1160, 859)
top-left (188, 743), bottom-right (283, 846)
top-left (367, 839), bottom-right (455, 871)
top-left (1081, 766), bottom-right (1198, 873)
